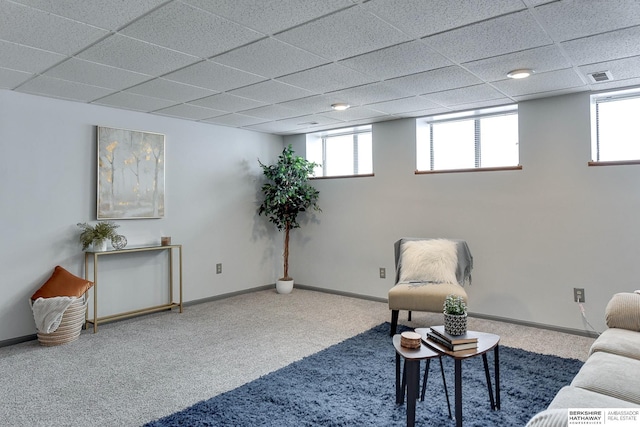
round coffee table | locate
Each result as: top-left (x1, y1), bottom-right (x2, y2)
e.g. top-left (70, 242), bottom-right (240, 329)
top-left (415, 327), bottom-right (501, 427)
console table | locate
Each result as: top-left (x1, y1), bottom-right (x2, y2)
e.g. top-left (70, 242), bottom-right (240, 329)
top-left (84, 244), bottom-right (183, 333)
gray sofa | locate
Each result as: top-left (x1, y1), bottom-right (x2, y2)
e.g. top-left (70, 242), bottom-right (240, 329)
top-left (526, 292), bottom-right (640, 426)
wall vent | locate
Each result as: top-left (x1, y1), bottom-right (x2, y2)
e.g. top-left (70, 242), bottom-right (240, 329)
top-left (587, 70), bottom-right (613, 83)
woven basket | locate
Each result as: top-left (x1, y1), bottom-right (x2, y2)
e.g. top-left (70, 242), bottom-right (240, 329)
top-left (37, 298), bottom-right (87, 347)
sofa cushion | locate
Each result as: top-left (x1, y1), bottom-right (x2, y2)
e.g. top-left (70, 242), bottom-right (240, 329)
top-left (605, 292), bottom-right (640, 331)
top-left (398, 239), bottom-right (458, 283)
top-left (548, 385), bottom-right (640, 409)
top-left (589, 327), bottom-right (640, 361)
top-left (570, 351), bottom-right (640, 405)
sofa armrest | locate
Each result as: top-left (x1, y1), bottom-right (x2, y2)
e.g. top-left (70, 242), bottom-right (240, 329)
top-left (605, 292), bottom-right (640, 331)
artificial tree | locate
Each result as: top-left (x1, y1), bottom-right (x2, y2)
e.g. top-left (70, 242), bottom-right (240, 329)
top-left (258, 145), bottom-right (320, 282)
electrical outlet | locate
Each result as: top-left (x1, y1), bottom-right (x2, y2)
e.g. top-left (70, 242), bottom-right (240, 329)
top-left (379, 268), bottom-right (386, 279)
top-left (574, 287), bottom-right (585, 303)
top-left (216, 263), bottom-right (222, 274)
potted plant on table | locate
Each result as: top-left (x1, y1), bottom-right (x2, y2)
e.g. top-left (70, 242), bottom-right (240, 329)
top-left (77, 221), bottom-right (120, 251)
top-left (258, 145), bottom-right (321, 294)
top-left (443, 294), bottom-right (468, 336)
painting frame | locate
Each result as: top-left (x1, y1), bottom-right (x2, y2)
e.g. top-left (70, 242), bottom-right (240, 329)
top-left (97, 126), bottom-right (165, 220)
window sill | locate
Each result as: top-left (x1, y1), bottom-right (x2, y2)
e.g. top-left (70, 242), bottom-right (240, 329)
top-left (588, 160), bottom-right (640, 167)
top-left (310, 173), bottom-right (375, 180)
top-left (415, 165), bottom-right (522, 175)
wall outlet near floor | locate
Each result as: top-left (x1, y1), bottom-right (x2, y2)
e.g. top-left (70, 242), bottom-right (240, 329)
top-left (574, 287), bottom-right (585, 303)
top-left (379, 267), bottom-right (386, 279)
top-left (216, 263), bottom-right (222, 274)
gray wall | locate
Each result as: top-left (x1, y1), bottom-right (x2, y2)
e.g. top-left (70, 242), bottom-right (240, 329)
top-left (286, 92), bottom-right (640, 334)
top-left (0, 90), bottom-right (283, 342)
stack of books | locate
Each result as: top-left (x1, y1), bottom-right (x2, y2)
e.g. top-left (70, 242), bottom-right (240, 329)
top-left (425, 325), bottom-right (479, 352)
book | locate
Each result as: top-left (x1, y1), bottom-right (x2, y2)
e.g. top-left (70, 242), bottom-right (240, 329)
top-left (429, 325), bottom-right (479, 345)
top-left (426, 333), bottom-right (478, 352)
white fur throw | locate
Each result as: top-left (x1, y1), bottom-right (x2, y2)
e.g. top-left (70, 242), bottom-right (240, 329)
top-left (399, 239), bottom-right (458, 284)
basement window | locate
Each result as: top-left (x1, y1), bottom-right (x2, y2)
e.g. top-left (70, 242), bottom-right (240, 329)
top-left (590, 88), bottom-right (640, 165)
top-left (416, 105), bottom-right (520, 173)
top-left (306, 125), bottom-right (373, 178)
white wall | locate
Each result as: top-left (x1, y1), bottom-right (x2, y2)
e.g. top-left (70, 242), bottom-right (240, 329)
top-left (286, 92), bottom-right (640, 334)
top-left (0, 90), bottom-right (283, 342)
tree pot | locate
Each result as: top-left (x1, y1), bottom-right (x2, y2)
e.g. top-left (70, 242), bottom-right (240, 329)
top-left (276, 279), bottom-right (294, 294)
top-left (444, 313), bottom-right (467, 336)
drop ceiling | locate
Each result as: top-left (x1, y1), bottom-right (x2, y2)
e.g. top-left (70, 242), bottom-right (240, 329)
top-left (2, 0), bottom-right (640, 135)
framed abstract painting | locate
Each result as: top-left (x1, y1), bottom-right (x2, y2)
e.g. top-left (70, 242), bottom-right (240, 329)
top-left (97, 126), bottom-right (165, 219)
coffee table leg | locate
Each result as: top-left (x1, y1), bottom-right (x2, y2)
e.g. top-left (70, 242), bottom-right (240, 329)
top-left (482, 353), bottom-right (496, 410)
top-left (396, 353), bottom-right (402, 404)
top-left (495, 345), bottom-right (501, 410)
top-left (406, 360), bottom-right (419, 427)
top-left (455, 359), bottom-right (462, 427)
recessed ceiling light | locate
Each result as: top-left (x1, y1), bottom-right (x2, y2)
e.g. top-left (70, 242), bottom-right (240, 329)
top-left (507, 69), bottom-right (534, 79)
top-left (331, 103), bottom-right (350, 111)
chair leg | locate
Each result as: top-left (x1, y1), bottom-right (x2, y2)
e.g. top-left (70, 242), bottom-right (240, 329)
top-left (390, 310), bottom-right (399, 336)
top-left (408, 310), bottom-right (412, 321)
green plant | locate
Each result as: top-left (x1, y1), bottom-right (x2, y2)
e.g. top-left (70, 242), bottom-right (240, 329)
top-left (443, 294), bottom-right (467, 315)
top-left (77, 221), bottom-right (120, 250)
top-left (258, 145), bottom-right (321, 281)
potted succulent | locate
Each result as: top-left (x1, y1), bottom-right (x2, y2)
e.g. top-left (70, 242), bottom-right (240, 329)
top-left (258, 145), bottom-right (320, 294)
top-left (77, 221), bottom-right (120, 251)
top-left (443, 294), bottom-right (468, 336)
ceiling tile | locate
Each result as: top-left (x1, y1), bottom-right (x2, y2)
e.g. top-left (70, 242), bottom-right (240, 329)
top-left (0, 1), bottom-right (108, 55)
top-left (364, 0), bottom-right (526, 38)
top-left (385, 66), bottom-right (482, 96)
top-left (492, 68), bottom-right (586, 97)
top-left (246, 114), bottom-right (342, 134)
top-left (163, 60), bottom-right (266, 92)
top-left (561, 26), bottom-right (640, 66)
top-left (125, 78), bottom-right (217, 102)
top-left (276, 63), bottom-right (375, 93)
top-left (513, 86), bottom-right (588, 102)
top-left (422, 84), bottom-right (507, 107)
top-left (0, 67), bottom-right (32, 89)
top-left (11, 0), bottom-right (168, 30)
top-left (367, 96), bottom-right (441, 114)
top-left (580, 56), bottom-right (640, 86)
top-left (121, 2), bottom-right (263, 58)
top-left (78, 34), bottom-right (199, 75)
top-left (277, 95), bottom-right (336, 115)
top-left (535, 0), bottom-right (640, 41)
top-left (275, 6), bottom-right (411, 61)
top-left (44, 58), bottom-right (152, 90)
top-left (586, 76), bottom-right (640, 92)
top-left (423, 10), bottom-right (552, 63)
top-left (189, 93), bottom-right (266, 112)
top-left (201, 113), bottom-right (268, 127)
top-left (0, 40), bottom-right (65, 73)
top-left (338, 41), bottom-right (453, 81)
top-left (321, 106), bottom-right (387, 122)
top-left (153, 104), bottom-right (227, 120)
top-left (463, 45), bottom-right (571, 82)
top-left (92, 92), bottom-right (177, 112)
top-left (328, 82), bottom-right (413, 106)
top-left (182, 0), bottom-right (354, 35)
top-left (16, 75), bottom-right (112, 102)
top-left (450, 98), bottom-right (514, 112)
top-left (228, 80), bottom-right (315, 104)
top-left (240, 104), bottom-right (300, 120)
top-left (213, 38), bottom-right (329, 78)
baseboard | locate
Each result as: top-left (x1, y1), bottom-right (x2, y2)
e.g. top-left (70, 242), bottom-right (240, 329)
top-left (294, 284), bottom-right (388, 303)
top-left (184, 284), bottom-right (273, 306)
top-left (0, 333), bottom-right (37, 348)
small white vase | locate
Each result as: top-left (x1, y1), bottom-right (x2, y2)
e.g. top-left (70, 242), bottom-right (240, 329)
top-left (276, 279), bottom-right (294, 294)
top-left (93, 240), bottom-right (107, 252)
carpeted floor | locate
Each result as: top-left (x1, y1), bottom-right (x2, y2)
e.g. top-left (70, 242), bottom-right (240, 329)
top-left (0, 289), bottom-right (594, 426)
top-left (145, 323), bottom-right (583, 427)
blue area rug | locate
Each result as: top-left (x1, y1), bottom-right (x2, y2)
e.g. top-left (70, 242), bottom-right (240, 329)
top-left (145, 323), bottom-right (583, 426)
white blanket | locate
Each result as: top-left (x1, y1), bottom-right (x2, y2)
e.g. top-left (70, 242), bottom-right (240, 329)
top-left (31, 297), bottom-right (77, 333)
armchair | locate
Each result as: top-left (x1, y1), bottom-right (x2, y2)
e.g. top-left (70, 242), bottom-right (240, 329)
top-left (388, 238), bottom-right (473, 336)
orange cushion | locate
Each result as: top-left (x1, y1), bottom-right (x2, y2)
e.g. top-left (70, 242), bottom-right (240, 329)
top-left (31, 266), bottom-right (93, 300)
